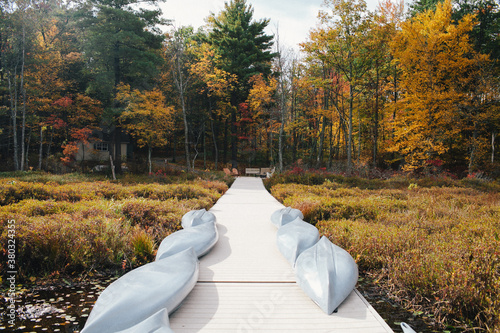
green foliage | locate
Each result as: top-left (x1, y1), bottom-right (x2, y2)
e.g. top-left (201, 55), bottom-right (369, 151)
top-left (270, 174), bottom-right (500, 331)
top-left (77, 0), bottom-right (166, 105)
top-left (208, 0), bottom-right (275, 90)
top-left (129, 227), bottom-right (156, 266)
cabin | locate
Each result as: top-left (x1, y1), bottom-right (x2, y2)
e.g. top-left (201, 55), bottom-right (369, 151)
top-left (75, 129), bottom-right (132, 162)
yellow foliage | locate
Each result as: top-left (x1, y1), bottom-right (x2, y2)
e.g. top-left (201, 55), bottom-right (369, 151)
top-left (247, 73), bottom-right (277, 114)
top-left (389, 0), bottom-right (493, 171)
top-left (116, 84), bottom-right (174, 149)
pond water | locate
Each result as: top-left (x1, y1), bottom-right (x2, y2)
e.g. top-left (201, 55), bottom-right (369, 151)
top-left (0, 278), bottom-right (116, 333)
top-left (1, 275), bottom-right (438, 333)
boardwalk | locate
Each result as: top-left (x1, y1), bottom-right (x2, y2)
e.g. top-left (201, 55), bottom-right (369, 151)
top-left (169, 177), bottom-right (393, 333)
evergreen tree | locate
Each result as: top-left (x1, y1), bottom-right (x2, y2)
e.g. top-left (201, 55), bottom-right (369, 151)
top-left (78, 0), bottom-right (165, 105)
top-left (208, 0), bottom-right (275, 168)
top-left (77, 0), bottom-right (166, 171)
top-left (454, 0), bottom-right (500, 61)
top-left (409, 0), bottom-right (444, 16)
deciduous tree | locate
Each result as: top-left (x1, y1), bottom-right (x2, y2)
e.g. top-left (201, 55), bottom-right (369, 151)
top-left (116, 84), bottom-right (174, 174)
top-left (390, 0), bottom-right (495, 172)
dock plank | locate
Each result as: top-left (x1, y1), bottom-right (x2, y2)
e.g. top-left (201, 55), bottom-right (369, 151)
top-left (169, 177), bottom-right (393, 332)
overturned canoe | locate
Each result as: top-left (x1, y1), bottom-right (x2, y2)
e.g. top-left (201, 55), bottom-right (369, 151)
top-left (82, 248), bottom-right (199, 333)
top-left (181, 208), bottom-right (216, 228)
top-left (295, 236), bottom-right (358, 315)
top-left (270, 207), bottom-right (304, 228)
top-left (156, 221), bottom-right (218, 260)
top-left (276, 217), bottom-right (319, 266)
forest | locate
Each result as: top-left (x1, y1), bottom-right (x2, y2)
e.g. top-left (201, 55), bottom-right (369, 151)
top-left (1, 0), bottom-right (499, 176)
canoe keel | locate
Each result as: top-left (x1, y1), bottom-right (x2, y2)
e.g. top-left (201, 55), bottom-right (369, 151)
top-left (295, 236), bottom-right (358, 314)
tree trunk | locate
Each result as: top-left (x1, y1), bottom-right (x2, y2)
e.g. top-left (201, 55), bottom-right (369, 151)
top-left (468, 122), bottom-right (478, 175)
top-left (45, 128), bottom-right (53, 170)
top-left (203, 122), bottom-right (206, 169)
top-left (492, 131), bottom-right (496, 164)
top-left (223, 118), bottom-right (228, 164)
top-left (109, 154), bottom-right (116, 180)
top-left (8, 74), bottom-right (19, 171)
top-left (317, 116), bottom-right (326, 168)
top-left (38, 126), bottom-right (43, 170)
top-left (347, 82), bottom-right (354, 173)
top-left (211, 117), bottom-right (218, 170)
top-left (148, 146), bottom-right (152, 174)
top-left (231, 107), bottom-right (238, 169)
top-left (373, 62), bottom-right (379, 167)
top-left (25, 127), bottom-right (31, 169)
top-left (180, 91), bottom-right (191, 171)
top-left (357, 108), bottom-right (361, 164)
top-left (20, 27), bottom-right (26, 171)
top-left (114, 126), bottom-right (122, 174)
top-left (171, 34), bottom-right (191, 171)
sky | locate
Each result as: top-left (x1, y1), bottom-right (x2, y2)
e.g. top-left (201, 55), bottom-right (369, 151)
top-left (158, 0), bottom-right (383, 52)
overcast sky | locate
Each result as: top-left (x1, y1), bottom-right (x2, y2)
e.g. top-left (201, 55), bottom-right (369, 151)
top-left (158, 0), bottom-right (384, 52)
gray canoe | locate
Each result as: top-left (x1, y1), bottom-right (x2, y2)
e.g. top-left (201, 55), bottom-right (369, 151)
top-left (156, 221), bottom-right (218, 260)
top-left (114, 309), bottom-right (174, 333)
top-left (295, 236), bottom-right (358, 314)
top-left (270, 207), bottom-right (304, 228)
top-left (82, 248), bottom-right (199, 333)
top-left (181, 208), bottom-right (216, 228)
top-left (276, 217), bottom-right (320, 266)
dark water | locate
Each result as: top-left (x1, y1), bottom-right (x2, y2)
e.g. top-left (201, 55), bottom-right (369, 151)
top-left (0, 278), bottom-right (116, 332)
top-left (1, 275), bottom-right (438, 333)
top-left (356, 275), bottom-right (439, 333)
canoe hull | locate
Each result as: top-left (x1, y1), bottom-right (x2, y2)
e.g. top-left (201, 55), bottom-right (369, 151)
top-left (82, 248), bottom-right (199, 333)
top-left (271, 207), bottom-right (304, 228)
top-left (276, 217), bottom-right (319, 266)
top-left (181, 208), bottom-right (216, 228)
top-left (156, 221), bottom-right (218, 260)
top-left (295, 236), bottom-right (358, 314)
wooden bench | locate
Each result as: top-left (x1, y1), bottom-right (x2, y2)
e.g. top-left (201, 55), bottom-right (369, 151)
top-left (260, 167), bottom-right (275, 178)
top-left (245, 167), bottom-right (275, 178)
top-left (245, 168), bottom-right (261, 176)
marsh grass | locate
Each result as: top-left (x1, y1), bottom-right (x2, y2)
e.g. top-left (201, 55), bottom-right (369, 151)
top-left (269, 175), bottom-right (500, 332)
top-left (0, 173), bottom-right (228, 280)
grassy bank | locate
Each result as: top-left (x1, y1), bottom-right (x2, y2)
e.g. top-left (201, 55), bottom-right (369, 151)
top-left (265, 170), bottom-right (500, 332)
top-left (0, 171), bottom-right (231, 281)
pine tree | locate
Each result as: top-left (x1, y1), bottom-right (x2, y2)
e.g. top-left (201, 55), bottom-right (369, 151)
top-left (77, 0), bottom-right (165, 172)
top-left (208, 0), bottom-right (275, 168)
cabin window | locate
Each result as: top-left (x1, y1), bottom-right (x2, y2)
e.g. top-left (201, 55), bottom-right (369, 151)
top-left (93, 142), bottom-right (109, 151)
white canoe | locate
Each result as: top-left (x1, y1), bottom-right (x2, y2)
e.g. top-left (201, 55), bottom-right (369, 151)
top-left (156, 221), bottom-right (218, 260)
top-left (295, 236), bottom-right (358, 314)
top-left (270, 207), bottom-right (304, 228)
top-left (181, 208), bottom-right (216, 228)
top-left (82, 248), bottom-right (199, 333)
top-left (276, 217), bottom-right (320, 266)
top-left (115, 309), bottom-right (174, 333)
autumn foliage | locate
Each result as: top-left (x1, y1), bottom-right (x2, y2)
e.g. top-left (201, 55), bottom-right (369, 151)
top-left (268, 174), bottom-right (500, 331)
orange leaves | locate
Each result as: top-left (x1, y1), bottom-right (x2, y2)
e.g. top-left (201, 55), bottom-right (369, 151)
top-left (53, 97), bottom-right (73, 108)
top-left (61, 142), bottom-right (79, 165)
top-left (60, 128), bottom-right (93, 165)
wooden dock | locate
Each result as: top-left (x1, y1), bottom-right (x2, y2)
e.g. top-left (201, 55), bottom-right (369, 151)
top-left (169, 177), bottom-right (394, 332)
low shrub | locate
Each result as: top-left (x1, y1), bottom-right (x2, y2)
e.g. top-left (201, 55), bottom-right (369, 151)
top-left (12, 213), bottom-right (128, 276)
top-left (0, 174), bottom-right (227, 280)
top-left (270, 177), bottom-right (500, 332)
